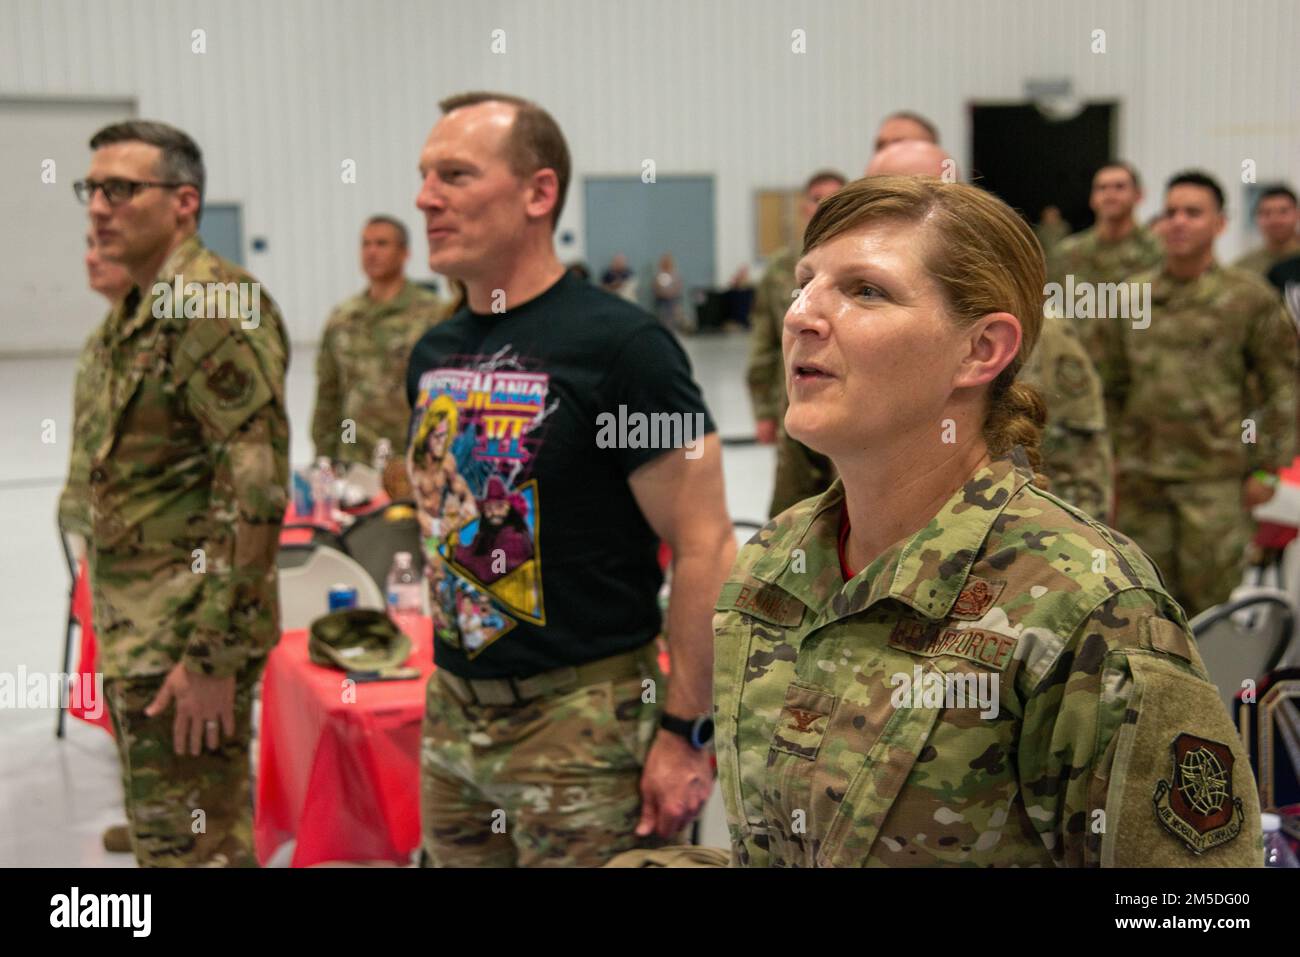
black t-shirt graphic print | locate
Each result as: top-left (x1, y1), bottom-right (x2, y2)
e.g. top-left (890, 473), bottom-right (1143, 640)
top-left (406, 272), bottom-right (715, 680)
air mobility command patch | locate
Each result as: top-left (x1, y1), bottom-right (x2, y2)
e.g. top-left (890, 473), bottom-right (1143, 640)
top-left (208, 359), bottom-right (252, 408)
top-left (1055, 354), bottom-right (1090, 396)
top-left (1153, 733), bottom-right (1245, 854)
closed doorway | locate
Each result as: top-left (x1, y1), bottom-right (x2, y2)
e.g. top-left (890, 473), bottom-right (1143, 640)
top-left (583, 175), bottom-right (715, 313)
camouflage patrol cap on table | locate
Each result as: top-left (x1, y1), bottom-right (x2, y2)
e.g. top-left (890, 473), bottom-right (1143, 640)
top-left (308, 608), bottom-right (418, 678)
top-left (603, 846), bottom-right (730, 868)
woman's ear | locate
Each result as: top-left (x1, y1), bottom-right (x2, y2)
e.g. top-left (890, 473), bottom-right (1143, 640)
top-left (953, 312), bottom-right (1022, 390)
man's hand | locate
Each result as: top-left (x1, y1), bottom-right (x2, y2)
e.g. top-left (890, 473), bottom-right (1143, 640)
top-left (144, 663), bottom-right (236, 756)
top-left (755, 418), bottom-right (778, 445)
top-left (636, 731), bottom-right (714, 839)
top-left (1244, 475), bottom-right (1278, 509)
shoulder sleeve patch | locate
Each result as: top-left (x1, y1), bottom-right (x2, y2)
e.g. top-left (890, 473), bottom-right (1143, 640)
top-left (1102, 653), bottom-right (1262, 866)
top-left (186, 335), bottom-right (274, 439)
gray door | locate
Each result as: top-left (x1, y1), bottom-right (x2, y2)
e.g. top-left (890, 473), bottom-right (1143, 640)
top-left (584, 175), bottom-right (715, 316)
top-left (199, 203), bottom-right (243, 265)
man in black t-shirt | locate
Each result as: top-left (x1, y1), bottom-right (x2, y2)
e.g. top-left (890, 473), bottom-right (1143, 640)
top-left (409, 92), bottom-right (736, 866)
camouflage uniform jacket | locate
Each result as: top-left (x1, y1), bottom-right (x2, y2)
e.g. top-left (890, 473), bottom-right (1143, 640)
top-left (1046, 224), bottom-right (1164, 373)
top-left (713, 449), bottom-right (1262, 866)
top-left (1234, 238), bottom-right (1300, 279)
top-left (746, 248), bottom-right (797, 422)
top-left (88, 235), bottom-right (290, 679)
top-left (58, 308), bottom-right (123, 537)
top-left (311, 280), bottom-right (445, 464)
top-left (1021, 314), bottom-right (1113, 519)
top-left (1097, 262), bottom-right (1298, 482)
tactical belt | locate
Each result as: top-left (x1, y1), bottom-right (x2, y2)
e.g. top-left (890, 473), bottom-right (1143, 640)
top-left (436, 642), bottom-right (658, 707)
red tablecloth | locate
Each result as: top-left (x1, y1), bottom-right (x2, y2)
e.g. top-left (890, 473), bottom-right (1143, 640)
top-left (281, 493), bottom-right (392, 546)
top-left (253, 617), bottom-right (433, 867)
top-left (68, 558), bottom-right (113, 735)
top-left (1255, 458), bottom-right (1300, 550)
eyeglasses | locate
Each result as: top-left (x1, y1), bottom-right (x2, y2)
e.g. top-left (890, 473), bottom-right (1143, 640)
top-left (73, 178), bottom-right (189, 206)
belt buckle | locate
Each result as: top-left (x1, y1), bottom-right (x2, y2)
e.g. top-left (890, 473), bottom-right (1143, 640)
top-left (471, 677), bottom-right (522, 707)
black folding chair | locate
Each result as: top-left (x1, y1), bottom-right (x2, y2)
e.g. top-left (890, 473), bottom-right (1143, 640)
top-left (339, 500), bottom-right (423, 595)
top-left (277, 523), bottom-right (346, 569)
top-left (1191, 591), bottom-right (1296, 711)
top-left (55, 520), bottom-right (80, 739)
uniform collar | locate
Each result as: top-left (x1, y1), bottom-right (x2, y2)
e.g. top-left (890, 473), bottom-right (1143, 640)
top-left (1090, 222), bottom-right (1144, 247)
top-left (1152, 259), bottom-right (1220, 301)
top-left (117, 234), bottom-right (207, 341)
top-left (752, 448), bottom-right (1035, 623)
top-left (362, 279), bottom-right (417, 313)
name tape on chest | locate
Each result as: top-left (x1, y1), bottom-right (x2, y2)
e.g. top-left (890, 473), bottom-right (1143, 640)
top-left (718, 580), bottom-right (805, 627)
top-left (888, 619), bottom-right (1019, 671)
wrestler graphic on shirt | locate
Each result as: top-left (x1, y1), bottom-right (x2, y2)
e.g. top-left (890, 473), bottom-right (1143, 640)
top-left (410, 393), bottom-right (478, 547)
top-left (456, 589), bottom-right (505, 652)
top-left (453, 475), bottom-right (534, 585)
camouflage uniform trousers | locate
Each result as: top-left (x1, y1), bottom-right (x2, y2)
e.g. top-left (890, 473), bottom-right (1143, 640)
top-left (769, 427), bottom-right (835, 518)
top-left (104, 658), bottom-right (264, 867)
top-left (1115, 473), bottom-right (1252, 617)
top-left (420, 658), bottom-right (674, 867)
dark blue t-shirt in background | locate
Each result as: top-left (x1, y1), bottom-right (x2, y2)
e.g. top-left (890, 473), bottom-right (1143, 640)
top-left (405, 271), bottom-right (716, 680)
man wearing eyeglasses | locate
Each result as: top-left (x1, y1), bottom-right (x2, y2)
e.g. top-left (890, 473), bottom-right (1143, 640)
top-left (75, 120), bottom-right (289, 867)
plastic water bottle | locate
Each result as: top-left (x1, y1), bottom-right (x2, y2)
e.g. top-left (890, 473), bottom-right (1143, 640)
top-left (1263, 813), bottom-right (1299, 867)
top-left (312, 457), bottom-right (335, 525)
top-left (386, 551), bottom-right (423, 636)
top-left (372, 437), bottom-right (392, 474)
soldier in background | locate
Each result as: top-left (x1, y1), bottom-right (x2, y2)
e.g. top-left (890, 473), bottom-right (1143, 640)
top-left (867, 138), bottom-right (1114, 520)
top-left (1098, 171), bottom-right (1298, 616)
top-left (312, 215), bottom-right (446, 465)
top-left (873, 110), bottom-right (940, 152)
top-left (1234, 185), bottom-right (1300, 279)
top-left (56, 228), bottom-right (134, 855)
top-left (746, 169), bottom-right (845, 516)
top-left (1033, 205), bottom-right (1071, 259)
top-left (58, 228), bottom-right (134, 548)
top-left (1020, 312), bottom-right (1114, 520)
top-left (1047, 162), bottom-right (1163, 387)
top-left (76, 120), bottom-right (289, 866)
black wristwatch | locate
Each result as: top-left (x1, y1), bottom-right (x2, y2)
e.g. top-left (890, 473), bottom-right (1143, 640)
top-left (659, 712), bottom-right (715, 749)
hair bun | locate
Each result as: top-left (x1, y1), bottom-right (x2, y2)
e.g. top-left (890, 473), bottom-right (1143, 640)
top-left (984, 379), bottom-right (1048, 488)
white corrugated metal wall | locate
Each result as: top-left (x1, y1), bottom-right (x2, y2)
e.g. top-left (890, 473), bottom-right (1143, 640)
top-left (1, 0), bottom-right (1296, 350)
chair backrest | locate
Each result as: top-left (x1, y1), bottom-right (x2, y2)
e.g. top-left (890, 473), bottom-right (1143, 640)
top-left (1190, 589), bottom-right (1296, 711)
top-left (732, 519), bottom-right (765, 547)
top-left (55, 516), bottom-right (85, 584)
top-left (278, 524), bottom-right (346, 568)
top-left (277, 544), bottom-right (385, 632)
top-left (340, 501), bottom-right (424, 597)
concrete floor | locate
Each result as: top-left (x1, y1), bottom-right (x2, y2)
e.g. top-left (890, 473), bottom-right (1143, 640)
top-left (0, 331), bottom-right (772, 867)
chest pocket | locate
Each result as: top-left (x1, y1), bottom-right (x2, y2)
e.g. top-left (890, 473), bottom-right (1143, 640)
top-left (761, 678), bottom-right (941, 868)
